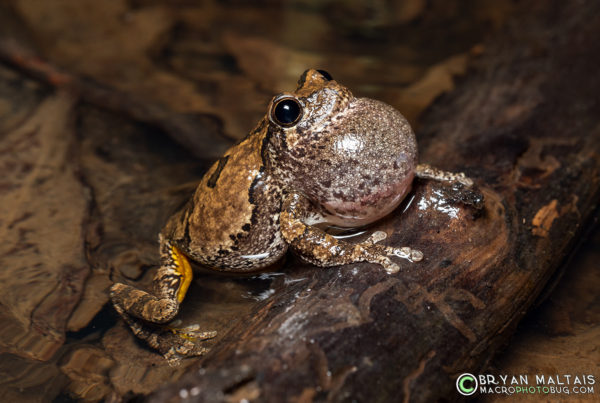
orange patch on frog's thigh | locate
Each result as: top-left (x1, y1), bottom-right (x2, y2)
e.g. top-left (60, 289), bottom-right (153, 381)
top-left (169, 245), bottom-right (193, 302)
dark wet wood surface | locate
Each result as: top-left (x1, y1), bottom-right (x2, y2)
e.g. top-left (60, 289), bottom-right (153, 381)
top-left (0, 1), bottom-right (598, 402)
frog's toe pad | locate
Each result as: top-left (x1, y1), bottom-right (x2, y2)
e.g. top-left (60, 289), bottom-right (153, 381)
top-left (376, 256), bottom-right (399, 274)
top-left (366, 231), bottom-right (388, 244)
top-left (409, 249), bottom-right (424, 262)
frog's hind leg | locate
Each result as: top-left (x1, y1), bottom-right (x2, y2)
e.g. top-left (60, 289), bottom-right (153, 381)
top-left (110, 235), bottom-right (216, 363)
top-left (112, 302), bottom-right (216, 365)
top-left (111, 236), bottom-right (191, 324)
top-left (280, 192), bottom-right (423, 274)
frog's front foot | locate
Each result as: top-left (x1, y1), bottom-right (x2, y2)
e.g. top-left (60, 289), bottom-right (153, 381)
top-left (363, 231), bottom-right (423, 274)
top-left (281, 192), bottom-right (425, 275)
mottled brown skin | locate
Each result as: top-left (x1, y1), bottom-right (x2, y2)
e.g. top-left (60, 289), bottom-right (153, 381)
top-left (110, 69), bottom-right (473, 363)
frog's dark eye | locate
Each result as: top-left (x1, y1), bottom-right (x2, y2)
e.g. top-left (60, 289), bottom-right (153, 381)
top-left (317, 69), bottom-right (333, 81)
top-left (271, 97), bottom-right (303, 127)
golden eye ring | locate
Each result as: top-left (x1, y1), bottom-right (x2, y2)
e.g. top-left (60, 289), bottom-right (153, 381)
top-left (271, 97), bottom-right (303, 127)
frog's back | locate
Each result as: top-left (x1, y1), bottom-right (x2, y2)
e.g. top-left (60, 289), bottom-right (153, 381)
top-left (163, 119), bottom-right (287, 271)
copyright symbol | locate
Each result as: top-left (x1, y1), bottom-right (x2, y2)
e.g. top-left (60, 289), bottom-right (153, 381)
top-left (456, 373), bottom-right (478, 396)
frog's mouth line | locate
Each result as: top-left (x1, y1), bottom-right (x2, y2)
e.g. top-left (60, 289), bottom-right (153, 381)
top-left (321, 172), bottom-right (414, 227)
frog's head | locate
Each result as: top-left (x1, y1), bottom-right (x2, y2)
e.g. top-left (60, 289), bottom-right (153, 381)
top-left (266, 69), bottom-right (418, 227)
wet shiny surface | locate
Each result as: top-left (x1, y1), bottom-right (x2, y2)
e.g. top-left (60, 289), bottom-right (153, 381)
top-left (417, 187), bottom-right (461, 219)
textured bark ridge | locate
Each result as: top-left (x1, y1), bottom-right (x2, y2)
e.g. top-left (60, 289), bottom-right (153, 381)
top-left (147, 1), bottom-right (600, 402)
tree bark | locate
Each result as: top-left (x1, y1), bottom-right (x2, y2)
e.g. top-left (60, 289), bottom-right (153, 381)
top-left (148, 1), bottom-right (600, 402)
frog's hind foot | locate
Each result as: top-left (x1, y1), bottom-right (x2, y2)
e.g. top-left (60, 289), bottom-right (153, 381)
top-left (114, 306), bottom-right (217, 366)
top-left (168, 322), bottom-right (218, 340)
top-left (111, 283), bottom-right (216, 365)
top-left (159, 325), bottom-right (217, 366)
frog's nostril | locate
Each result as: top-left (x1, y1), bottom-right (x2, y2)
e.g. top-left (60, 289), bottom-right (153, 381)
top-left (316, 69), bottom-right (333, 81)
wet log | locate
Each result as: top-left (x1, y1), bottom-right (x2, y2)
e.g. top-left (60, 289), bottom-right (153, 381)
top-left (148, 1), bottom-right (600, 402)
